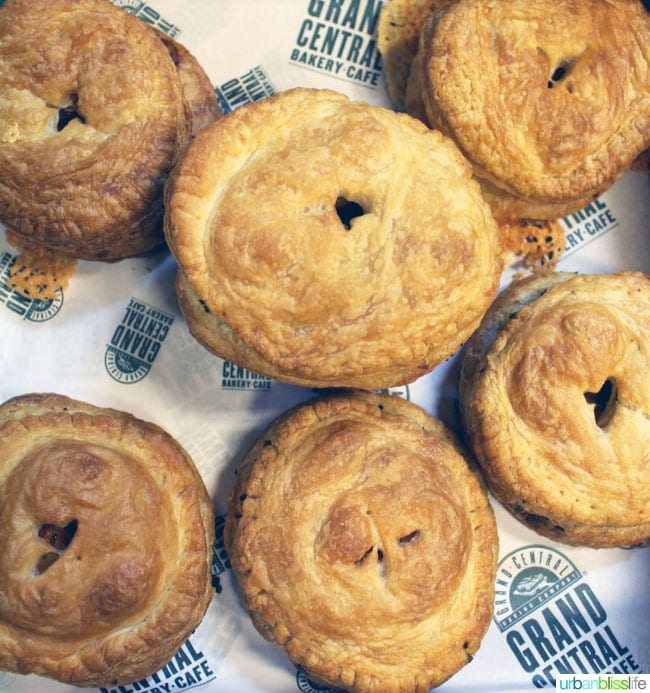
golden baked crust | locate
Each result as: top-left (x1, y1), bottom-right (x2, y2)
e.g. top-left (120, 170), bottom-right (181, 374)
top-left (224, 391), bottom-right (498, 693)
top-left (165, 87), bottom-right (502, 389)
top-left (0, 393), bottom-right (215, 687)
top-left (0, 0), bottom-right (218, 261)
top-left (459, 272), bottom-right (650, 547)
top-left (409, 0), bottom-right (650, 221)
top-left (155, 31), bottom-right (222, 139)
top-left (377, 0), bottom-right (454, 109)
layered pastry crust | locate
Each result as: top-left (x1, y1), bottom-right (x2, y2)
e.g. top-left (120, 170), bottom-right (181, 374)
top-left (0, 393), bottom-right (215, 687)
top-left (165, 87), bottom-right (502, 389)
top-left (377, 0), bottom-right (454, 109)
top-left (225, 391), bottom-right (498, 692)
top-left (407, 0), bottom-right (650, 224)
top-left (460, 272), bottom-right (650, 547)
top-left (0, 0), bottom-right (219, 260)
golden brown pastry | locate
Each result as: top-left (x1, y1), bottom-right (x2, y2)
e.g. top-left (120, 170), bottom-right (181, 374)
top-left (155, 30), bottom-right (222, 139)
top-left (165, 87), bottom-right (502, 389)
top-left (0, 0), bottom-right (219, 261)
top-left (377, 0), bottom-right (454, 110)
top-left (0, 393), bottom-right (215, 687)
top-left (407, 0), bottom-right (650, 225)
top-left (459, 271), bottom-right (650, 548)
top-left (225, 391), bottom-right (498, 693)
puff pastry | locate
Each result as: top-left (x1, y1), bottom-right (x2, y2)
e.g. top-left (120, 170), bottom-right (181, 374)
top-left (165, 87), bottom-right (502, 389)
top-left (377, 0), bottom-right (454, 109)
top-left (224, 391), bottom-right (498, 693)
top-left (459, 272), bottom-right (650, 547)
top-left (0, 0), bottom-right (219, 261)
top-left (407, 0), bottom-right (650, 224)
top-left (0, 393), bottom-right (215, 687)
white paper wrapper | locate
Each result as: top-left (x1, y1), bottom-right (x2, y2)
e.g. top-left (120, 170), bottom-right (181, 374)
top-left (0, 2), bottom-right (648, 692)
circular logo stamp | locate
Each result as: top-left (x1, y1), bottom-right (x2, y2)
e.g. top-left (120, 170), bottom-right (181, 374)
top-left (112, 0), bottom-right (145, 12)
top-left (493, 544), bottom-right (582, 633)
top-left (296, 669), bottom-right (342, 693)
top-left (104, 347), bottom-right (150, 384)
top-left (24, 291), bottom-right (64, 322)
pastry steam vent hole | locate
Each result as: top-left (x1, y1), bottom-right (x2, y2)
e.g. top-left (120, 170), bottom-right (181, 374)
top-left (546, 58), bottom-right (577, 91)
top-left (353, 531), bottom-right (421, 577)
top-left (335, 196), bottom-right (365, 230)
top-left (584, 377), bottom-right (618, 429)
top-left (35, 519), bottom-right (78, 574)
top-left (398, 529), bottom-right (421, 544)
top-left (354, 545), bottom-right (385, 576)
top-left (57, 95), bottom-right (85, 131)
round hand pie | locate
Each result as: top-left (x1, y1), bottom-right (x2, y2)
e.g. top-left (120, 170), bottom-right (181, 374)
top-left (460, 271), bottom-right (650, 547)
top-left (225, 391), bottom-right (498, 692)
top-left (0, 393), bottom-right (215, 687)
top-left (165, 87), bottom-right (502, 389)
top-left (0, 0), bottom-right (219, 260)
top-left (407, 0), bottom-right (650, 224)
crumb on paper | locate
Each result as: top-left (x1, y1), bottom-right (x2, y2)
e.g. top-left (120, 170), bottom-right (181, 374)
top-left (5, 231), bottom-right (77, 300)
top-left (499, 218), bottom-right (565, 275)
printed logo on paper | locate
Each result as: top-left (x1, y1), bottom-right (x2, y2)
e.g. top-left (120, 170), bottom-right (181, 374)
top-left (105, 297), bottom-right (174, 384)
top-left (99, 639), bottom-right (216, 693)
top-left (375, 385), bottom-right (410, 401)
top-left (494, 545), bottom-right (643, 689)
top-left (296, 669), bottom-right (340, 692)
top-left (221, 361), bottom-right (273, 391)
top-left (561, 197), bottom-right (619, 258)
top-left (112, 0), bottom-right (181, 37)
top-left (290, 0), bottom-right (383, 89)
top-left (210, 515), bottom-right (231, 594)
top-left (0, 252), bottom-right (63, 322)
top-left (220, 364), bottom-right (412, 397)
top-left (216, 66), bottom-right (276, 114)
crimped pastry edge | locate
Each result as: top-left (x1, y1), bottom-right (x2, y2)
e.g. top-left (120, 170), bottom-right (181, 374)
top-left (459, 272), bottom-right (650, 547)
top-left (0, 392), bottom-right (215, 687)
top-left (224, 390), bottom-right (498, 693)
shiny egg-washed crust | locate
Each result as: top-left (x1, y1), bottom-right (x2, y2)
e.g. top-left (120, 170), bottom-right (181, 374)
top-left (0, 393), bottom-right (215, 687)
top-left (408, 0), bottom-right (650, 223)
top-left (165, 87), bottom-right (502, 390)
top-left (459, 272), bottom-right (650, 548)
top-left (0, 0), bottom-right (219, 261)
top-left (225, 391), bottom-right (498, 693)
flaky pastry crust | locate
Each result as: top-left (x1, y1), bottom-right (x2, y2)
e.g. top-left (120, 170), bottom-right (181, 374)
top-left (224, 391), bottom-right (498, 693)
top-left (377, 0), bottom-right (454, 110)
top-left (155, 30), bottom-right (221, 139)
top-left (408, 0), bottom-right (650, 222)
top-left (0, 0), bottom-right (219, 260)
top-left (459, 272), bottom-right (650, 547)
top-left (0, 393), bottom-right (215, 687)
top-left (165, 87), bottom-right (502, 389)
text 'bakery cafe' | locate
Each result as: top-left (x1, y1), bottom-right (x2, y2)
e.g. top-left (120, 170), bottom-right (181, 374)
top-left (290, 0), bottom-right (383, 85)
